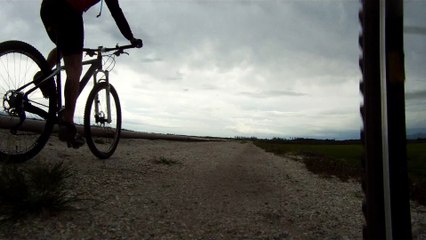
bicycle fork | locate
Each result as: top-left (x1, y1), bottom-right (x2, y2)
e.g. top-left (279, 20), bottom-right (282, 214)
top-left (93, 70), bottom-right (112, 125)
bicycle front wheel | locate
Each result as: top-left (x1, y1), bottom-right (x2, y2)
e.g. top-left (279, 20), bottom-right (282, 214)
top-left (84, 82), bottom-right (122, 159)
top-left (0, 41), bottom-right (56, 163)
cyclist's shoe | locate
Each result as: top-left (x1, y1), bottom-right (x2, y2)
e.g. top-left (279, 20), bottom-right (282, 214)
top-left (58, 122), bottom-right (85, 149)
top-left (33, 71), bottom-right (52, 98)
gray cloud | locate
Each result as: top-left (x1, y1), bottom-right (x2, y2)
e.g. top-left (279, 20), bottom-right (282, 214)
top-left (406, 90), bottom-right (426, 101)
top-left (1, 0), bottom-right (425, 138)
top-left (239, 90), bottom-right (307, 98)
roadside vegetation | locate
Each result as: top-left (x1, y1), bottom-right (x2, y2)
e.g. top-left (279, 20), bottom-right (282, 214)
top-left (248, 137), bottom-right (426, 206)
top-left (0, 161), bottom-right (77, 223)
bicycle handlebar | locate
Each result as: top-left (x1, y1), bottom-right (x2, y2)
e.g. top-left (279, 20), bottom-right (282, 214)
top-left (83, 44), bottom-right (139, 57)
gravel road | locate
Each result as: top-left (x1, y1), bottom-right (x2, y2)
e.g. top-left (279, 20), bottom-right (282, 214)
top-left (1, 138), bottom-right (425, 239)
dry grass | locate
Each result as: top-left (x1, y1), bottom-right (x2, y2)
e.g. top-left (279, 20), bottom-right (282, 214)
top-left (0, 161), bottom-right (77, 223)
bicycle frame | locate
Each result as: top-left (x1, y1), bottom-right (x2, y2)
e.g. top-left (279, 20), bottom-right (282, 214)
top-left (21, 47), bottom-right (112, 122)
top-left (56, 48), bottom-right (109, 118)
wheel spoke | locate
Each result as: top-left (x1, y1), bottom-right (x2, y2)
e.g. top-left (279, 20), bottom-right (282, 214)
top-left (84, 82), bottom-right (121, 159)
top-left (0, 41), bottom-right (55, 162)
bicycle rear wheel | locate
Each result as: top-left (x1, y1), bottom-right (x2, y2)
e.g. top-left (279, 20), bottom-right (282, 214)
top-left (0, 41), bottom-right (56, 163)
top-left (84, 82), bottom-right (121, 159)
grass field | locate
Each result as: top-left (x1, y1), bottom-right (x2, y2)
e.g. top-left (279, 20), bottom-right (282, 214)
top-left (252, 138), bottom-right (426, 205)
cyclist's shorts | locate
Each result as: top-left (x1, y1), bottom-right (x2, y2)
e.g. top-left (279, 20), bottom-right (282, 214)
top-left (40, 0), bottom-right (84, 56)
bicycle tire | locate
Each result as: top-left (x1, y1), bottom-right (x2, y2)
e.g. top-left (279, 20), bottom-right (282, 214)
top-left (0, 40), bottom-right (56, 163)
top-left (84, 82), bottom-right (121, 159)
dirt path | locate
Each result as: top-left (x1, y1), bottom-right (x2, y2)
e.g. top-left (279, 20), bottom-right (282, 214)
top-left (1, 138), bottom-right (425, 239)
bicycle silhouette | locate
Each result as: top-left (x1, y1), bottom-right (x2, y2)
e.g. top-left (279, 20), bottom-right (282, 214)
top-left (0, 40), bottom-right (140, 162)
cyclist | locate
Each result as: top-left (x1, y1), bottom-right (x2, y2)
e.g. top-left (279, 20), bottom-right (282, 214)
top-left (38, 0), bottom-right (143, 148)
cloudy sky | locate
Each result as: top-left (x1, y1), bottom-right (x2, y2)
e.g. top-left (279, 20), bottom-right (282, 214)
top-left (1, 0), bottom-right (425, 139)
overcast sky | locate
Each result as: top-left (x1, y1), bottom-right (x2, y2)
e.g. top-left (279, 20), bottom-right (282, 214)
top-left (1, 0), bottom-right (425, 139)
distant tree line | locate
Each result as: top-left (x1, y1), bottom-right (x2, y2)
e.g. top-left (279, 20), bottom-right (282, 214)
top-left (234, 136), bottom-right (362, 144)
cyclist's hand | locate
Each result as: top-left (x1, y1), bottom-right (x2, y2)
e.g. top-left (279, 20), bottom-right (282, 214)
top-left (131, 38), bottom-right (143, 48)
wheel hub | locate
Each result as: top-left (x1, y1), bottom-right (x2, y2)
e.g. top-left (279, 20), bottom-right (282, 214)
top-left (2, 90), bottom-right (25, 116)
top-left (95, 111), bottom-right (107, 126)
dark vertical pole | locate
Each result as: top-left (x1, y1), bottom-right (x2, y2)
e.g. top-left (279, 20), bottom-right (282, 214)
top-left (360, 0), bottom-right (412, 238)
top-left (359, 0), bottom-right (387, 238)
top-left (385, 0), bottom-right (412, 238)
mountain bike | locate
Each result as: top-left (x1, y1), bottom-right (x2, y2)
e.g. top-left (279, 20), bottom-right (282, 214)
top-left (0, 40), bottom-right (140, 162)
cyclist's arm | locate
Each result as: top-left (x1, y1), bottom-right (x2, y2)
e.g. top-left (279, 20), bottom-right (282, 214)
top-left (105, 0), bottom-right (134, 40)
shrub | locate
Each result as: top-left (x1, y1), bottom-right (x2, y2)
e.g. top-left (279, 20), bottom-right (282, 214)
top-left (0, 161), bottom-right (76, 222)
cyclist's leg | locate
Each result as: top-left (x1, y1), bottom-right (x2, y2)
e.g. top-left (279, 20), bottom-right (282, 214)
top-left (59, 53), bottom-right (85, 148)
top-left (41, 0), bottom-right (85, 148)
top-left (40, 0), bottom-right (60, 64)
top-left (59, 3), bottom-right (85, 147)
top-left (62, 52), bottom-right (83, 124)
top-left (46, 48), bottom-right (59, 69)
top-left (56, 0), bottom-right (84, 124)
top-left (41, 0), bottom-right (83, 71)
top-left (33, 48), bottom-right (57, 98)
top-left (37, 0), bottom-right (61, 97)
